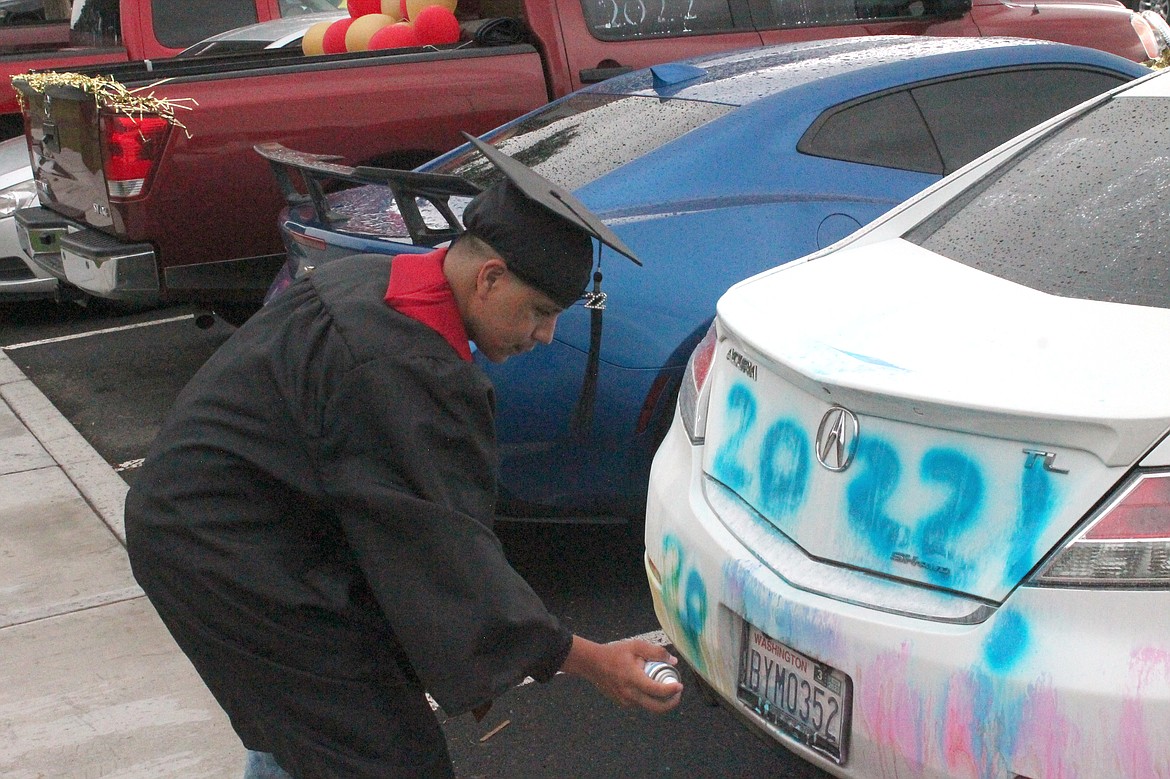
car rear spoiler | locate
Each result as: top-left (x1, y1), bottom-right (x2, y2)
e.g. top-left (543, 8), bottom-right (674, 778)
top-left (254, 142), bottom-right (483, 248)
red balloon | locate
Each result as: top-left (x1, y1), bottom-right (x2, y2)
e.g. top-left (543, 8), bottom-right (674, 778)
top-left (413, 5), bottom-right (460, 44)
top-left (347, 0), bottom-right (382, 16)
top-left (399, 0), bottom-right (408, 19)
top-left (321, 17), bottom-right (355, 53)
top-left (368, 21), bottom-right (421, 49)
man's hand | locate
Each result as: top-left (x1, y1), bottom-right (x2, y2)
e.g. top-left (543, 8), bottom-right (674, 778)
top-left (560, 636), bottom-right (684, 713)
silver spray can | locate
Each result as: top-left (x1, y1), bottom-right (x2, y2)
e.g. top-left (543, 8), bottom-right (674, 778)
top-left (644, 660), bottom-right (681, 684)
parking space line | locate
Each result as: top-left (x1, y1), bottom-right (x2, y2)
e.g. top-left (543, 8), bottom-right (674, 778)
top-left (2, 314), bottom-right (195, 351)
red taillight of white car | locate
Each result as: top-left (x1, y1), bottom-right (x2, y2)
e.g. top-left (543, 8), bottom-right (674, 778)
top-left (1031, 470), bottom-right (1170, 587)
top-left (100, 114), bottom-right (171, 200)
top-left (679, 321), bottom-right (718, 444)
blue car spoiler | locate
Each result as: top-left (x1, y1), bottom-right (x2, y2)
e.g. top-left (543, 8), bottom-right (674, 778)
top-left (254, 142), bottom-right (482, 247)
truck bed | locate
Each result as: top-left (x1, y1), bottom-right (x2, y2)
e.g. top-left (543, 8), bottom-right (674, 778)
top-left (60, 38), bottom-right (536, 88)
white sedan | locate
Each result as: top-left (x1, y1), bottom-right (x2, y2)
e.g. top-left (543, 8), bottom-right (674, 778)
top-left (646, 66), bottom-right (1170, 777)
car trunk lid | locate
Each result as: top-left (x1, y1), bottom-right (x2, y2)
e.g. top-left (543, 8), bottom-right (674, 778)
top-left (703, 239), bottom-right (1170, 603)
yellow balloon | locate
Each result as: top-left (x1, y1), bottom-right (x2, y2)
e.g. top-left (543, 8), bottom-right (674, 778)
top-left (379, 0), bottom-right (404, 21)
top-left (345, 13), bottom-right (396, 51)
top-left (404, 0), bottom-right (456, 21)
top-left (301, 20), bottom-right (332, 56)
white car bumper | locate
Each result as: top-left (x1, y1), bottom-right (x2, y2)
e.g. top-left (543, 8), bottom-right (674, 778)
top-left (645, 411), bottom-right (1170, 779)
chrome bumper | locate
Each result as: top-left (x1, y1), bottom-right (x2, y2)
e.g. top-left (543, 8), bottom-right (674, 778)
top-left (16, 207), bottom-right (159, 303)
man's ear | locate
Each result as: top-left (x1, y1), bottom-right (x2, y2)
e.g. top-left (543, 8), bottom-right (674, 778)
top-left (475, 258), bottom-right (509, 298)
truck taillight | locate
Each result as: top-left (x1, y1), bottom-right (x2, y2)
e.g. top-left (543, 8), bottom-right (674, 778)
top-left (100, 114), bottom-right (170, 200)
top-left (1030, 470), bottom-right (1170, 588)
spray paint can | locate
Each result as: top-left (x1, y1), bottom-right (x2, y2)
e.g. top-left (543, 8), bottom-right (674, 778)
top-left (644, 660), bottom-right (681, 685)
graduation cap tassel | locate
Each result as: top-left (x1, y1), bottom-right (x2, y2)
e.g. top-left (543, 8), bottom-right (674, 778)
top-left (571, 269), bottom-right (606, 436)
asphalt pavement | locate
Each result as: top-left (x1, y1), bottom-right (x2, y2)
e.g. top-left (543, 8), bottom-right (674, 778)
top-left (0, 349), bottom-right (245, 777)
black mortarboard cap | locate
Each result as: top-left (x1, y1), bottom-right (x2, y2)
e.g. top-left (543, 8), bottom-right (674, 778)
top-left (462, 133), bottom-right (642, 266)
top-left (460, 133), bottom-right (642, 309)
top-left (462, 179), bottom-right (592, 309)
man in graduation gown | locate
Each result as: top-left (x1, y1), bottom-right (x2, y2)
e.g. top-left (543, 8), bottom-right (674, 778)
top-left (124, 146), bottom-right (682, 778)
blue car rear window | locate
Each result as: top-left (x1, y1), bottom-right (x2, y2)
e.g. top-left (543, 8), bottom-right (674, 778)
top-left (429, 93), bottom-right (734, 194)
top-left (904, 96), bottom-right (1170, 310)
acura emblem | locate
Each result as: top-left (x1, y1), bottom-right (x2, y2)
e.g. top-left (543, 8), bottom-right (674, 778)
top-left (816, 406), bottom-right (859, 472)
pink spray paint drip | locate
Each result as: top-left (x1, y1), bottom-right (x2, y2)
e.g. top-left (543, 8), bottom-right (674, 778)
top-left (857, 643), bottom-right (930, 778)
top-left (1013, 677), bottom-right (1078, 779)
top-left (1120, 647), bottom-right (1170, 779)
top-left (942, 674), bottom-right (979, 778)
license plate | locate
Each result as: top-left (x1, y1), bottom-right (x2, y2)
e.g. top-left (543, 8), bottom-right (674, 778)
top-left (737, 622), bottom-right (851, 763)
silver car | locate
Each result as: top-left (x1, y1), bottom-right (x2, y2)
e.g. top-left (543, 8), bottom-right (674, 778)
top-left (0, 136), bottom-right (48, 301)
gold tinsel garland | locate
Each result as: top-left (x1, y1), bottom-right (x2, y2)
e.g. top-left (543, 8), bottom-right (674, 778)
top-left (10, 71), bottom-right (196, 137)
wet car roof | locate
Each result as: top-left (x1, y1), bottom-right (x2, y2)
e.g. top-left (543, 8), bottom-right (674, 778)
top-left (593, 35), bottom-right (1126, 107)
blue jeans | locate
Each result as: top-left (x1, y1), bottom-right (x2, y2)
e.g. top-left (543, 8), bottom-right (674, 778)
top-left (244, 750), bottom-right (294, 779)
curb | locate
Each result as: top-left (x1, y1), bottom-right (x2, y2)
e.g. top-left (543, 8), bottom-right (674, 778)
top-left (0, 349), bottom-right (129, 544)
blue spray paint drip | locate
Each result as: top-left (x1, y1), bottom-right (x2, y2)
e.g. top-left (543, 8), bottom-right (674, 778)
top-left (834, 348), bottom-right (908, 371)
top-left (710, 381), bottom-right (811, 523)
top-left (681, 568), bottom-right (709, 657)
top-left (1005, 464), bottom-right (1058, 584)
top-left (984, 610), bottom-right (1029, 672)
top-left (660, 534), bottom-right (709, 672)
top-left (845, 437), bottom-right (995, 584)
top-left (711, 383), bottom-right (1029, 591)
top-left (846, 437), bottom-right (908, 560)
top-left (913, 448), bottom-right (983, 586)
top-left (758, 417), bottom-right (810, 519)
top-left (712, 383), bottom-right (756, 493)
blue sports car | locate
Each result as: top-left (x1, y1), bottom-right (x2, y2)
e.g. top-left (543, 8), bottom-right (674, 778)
top-left (258, 35), bottom-right (1149, 522)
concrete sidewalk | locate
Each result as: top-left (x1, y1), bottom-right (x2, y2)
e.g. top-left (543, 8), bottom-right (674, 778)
top-left (0, 351), bottom-right (243, 777)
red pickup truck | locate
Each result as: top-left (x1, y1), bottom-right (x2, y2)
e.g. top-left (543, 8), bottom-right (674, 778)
top-left (12, 0), bottom-right (1169, 321)
top-left (0, 0), bottom-right (338, 139)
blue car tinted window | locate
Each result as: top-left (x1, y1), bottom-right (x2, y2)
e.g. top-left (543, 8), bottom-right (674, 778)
top-left (431, 93), bottom-right (734, 194)
top-left (911, 67), bottom-right (1131, 175)
top-left (799, 89), bottom-right (942, 173)
top-left (799, 67), bottom-right (1133, 176)
top-left (905, 97), bottom-right (1170, 309)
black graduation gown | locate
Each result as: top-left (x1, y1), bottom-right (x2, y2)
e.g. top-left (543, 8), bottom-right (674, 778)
top-left (124, 254), bottom-right (573, 777)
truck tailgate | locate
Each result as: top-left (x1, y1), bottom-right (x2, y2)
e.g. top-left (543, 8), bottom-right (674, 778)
top-left (20, 80), bottom-right (113, 230)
